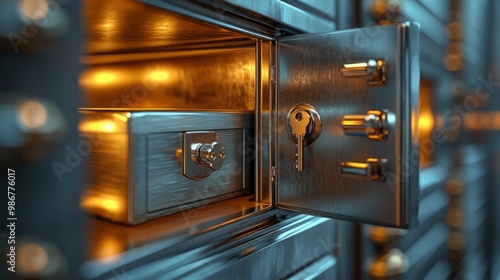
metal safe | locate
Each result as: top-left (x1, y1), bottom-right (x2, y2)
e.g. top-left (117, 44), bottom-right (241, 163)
top-left (79, 0), bottom-right (420, 229)
top-left (1, 0), bottom-right (498, 279)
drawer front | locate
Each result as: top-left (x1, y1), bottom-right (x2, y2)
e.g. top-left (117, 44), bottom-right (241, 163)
top-left (147, 129), bottom-right (251, 212)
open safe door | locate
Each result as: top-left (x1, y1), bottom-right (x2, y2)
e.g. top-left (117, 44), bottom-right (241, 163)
top-left (275, 22), bottom-right (420, 228)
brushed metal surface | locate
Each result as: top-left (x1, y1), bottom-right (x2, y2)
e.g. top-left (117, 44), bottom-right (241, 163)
top-left (82, 213), bottom-right (336, 279)
top-left (79, 110), bottom-right (254, 224)
top-left (147, 129), bottom-right (248, 213)
top-left (276, 23), bottom-right (420, 228)
top-left (223, 0), bottom-right (337, 33)
top-left (183, 216), bottom-right (337, 280)
top-left (83, 0), bottom-right (250, 54)
top-left (81, 49), bottom-right (256, 110)
top-left (80, 124), bottom-right (131, 223)
top-left (129, 110), bottom-right (254, 134)
top-left (78, 110), bottom-right (139, 223)
top-left (288, 254), bottom-right (337, 280)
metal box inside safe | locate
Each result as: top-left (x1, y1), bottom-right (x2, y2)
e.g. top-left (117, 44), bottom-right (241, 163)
top-left (79, 109), bottom-right (254, 224)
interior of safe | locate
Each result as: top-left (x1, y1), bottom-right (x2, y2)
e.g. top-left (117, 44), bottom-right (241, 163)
top-left (79, 0), bottom-right (435, 262)
top-left (79, 0), bottom-right (275, 260)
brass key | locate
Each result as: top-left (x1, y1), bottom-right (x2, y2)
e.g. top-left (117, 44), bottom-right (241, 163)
top-left (290, 110), bottom-right (311, 171)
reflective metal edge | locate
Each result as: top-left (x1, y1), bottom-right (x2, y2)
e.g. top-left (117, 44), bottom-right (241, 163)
top-left (141, 0), bottom-right (302, 40)
top-left (80, 212), bottom-right (334, 279)
top-left (79, 109), bottom-right (254, 135)
top-left (221, 0), bottom-right (336, 33)
top-left (256, 40), bottom-right (273, 204)
top-left (80, 206), bottom-right (276, 279)
top-left (165, 216), bottom-right (336, 279)
top-left (398, 21), bottom-right (420, 228)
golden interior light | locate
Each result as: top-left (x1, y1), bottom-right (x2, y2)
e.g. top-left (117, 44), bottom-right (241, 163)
top-left (81, 195), bottom-right (121, 213)
top-left (96, 5), bottom-right (119, 36)
top-left (418, 112), bottom-right (434, 134)
top-left (79, 119), bottom-right (117, 133)
top-left (96, 236), bottom-right (123, 261)
top-left (18, 243), bottom-right (48, 274)
top-left (102, 199), bottom-right (119, 211)
top-left (113, 113), bottom-right (129, 122)
top-left (243, 63), bottom-right (255, 72)
top-left (347, 162), bottom-right (368, 169)
top-left (148, 70), bottom-right (170, 81)
top-left (18, 100), bottom-right (48, 129)
top-left (419, 80), bottom-right (435, 165)
top-left (102, 122), bottom-right (114, 132)
top-left (94, 72), bottom-right (116, 84)
top-left (153, 19), bottom-right (176, 33)
top-left (100, 22), bottom-right (115, 31)
top-left (20, 0), bottom-right (49, 21)
top-left (343, 62), bottom-right (368, 68)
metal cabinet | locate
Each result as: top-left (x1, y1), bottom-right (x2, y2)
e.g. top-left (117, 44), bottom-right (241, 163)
top-left (1, 0), bottom-right (497, 279)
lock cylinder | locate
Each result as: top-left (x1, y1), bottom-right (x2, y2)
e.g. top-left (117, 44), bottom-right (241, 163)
top-left (183, 131), bottom-right (226, 180)
top-left (192, 142), bottom-right (225, 170)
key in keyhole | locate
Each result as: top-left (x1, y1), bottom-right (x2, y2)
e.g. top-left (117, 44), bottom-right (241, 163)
top-left (290, 110), bottom-right (311, 171)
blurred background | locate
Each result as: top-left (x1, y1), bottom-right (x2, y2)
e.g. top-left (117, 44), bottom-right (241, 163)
top-left (0, 0), bottom-right (499, 279)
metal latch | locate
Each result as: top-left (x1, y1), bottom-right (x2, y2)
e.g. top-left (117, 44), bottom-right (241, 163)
top-left (341, 59), bottom-right (387, 85)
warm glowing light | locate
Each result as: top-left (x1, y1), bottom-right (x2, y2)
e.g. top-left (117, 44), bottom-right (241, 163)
top-left (97, 236), bottom-right (123, 260)
top-left (419, 80), bottom-right (434, 165)
top-left (346, 162), bottom-right (367, 169)
top-left (113, 113), bottom-right (129, 123)
top-left (94, 72), bottom-right (116, 84)
top-left (20, 0), bottom-right (49, 21)
top-left (418, 112), bottom-right (434, 133)
top-left (100, 21), bottom-right (116, 31)
top-left (243, 63), bottom-right (255, 72)
top-left (148, 71), bottom-right (169, 81)
top-left (343, 62), bottom-right (368, 68)
top-left (81, 196), bottom-right (120, 213)
top-left (102, 199), bottom-right (119, 211)
top-left (103, 122), bottom-right (114, 132)
top-left (79, 119), bottom-right (118, 133)
top-left (154, 22), bottom-right (171, 32)
top-left (18, 100), bottom-right (48, 129)
top-left (152, 19), bottom-right (177, 34)
top-left (18, 243), bottom-right (48, 273)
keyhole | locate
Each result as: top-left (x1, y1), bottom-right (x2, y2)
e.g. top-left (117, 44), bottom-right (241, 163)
top-left (295, 112), bottom-right (303, 121)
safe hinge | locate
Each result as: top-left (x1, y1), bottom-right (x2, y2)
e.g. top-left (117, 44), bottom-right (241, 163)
top-left (271, 166), bottom-right (277, 183)
top-left (271, 65), bottom-right (276, 83)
